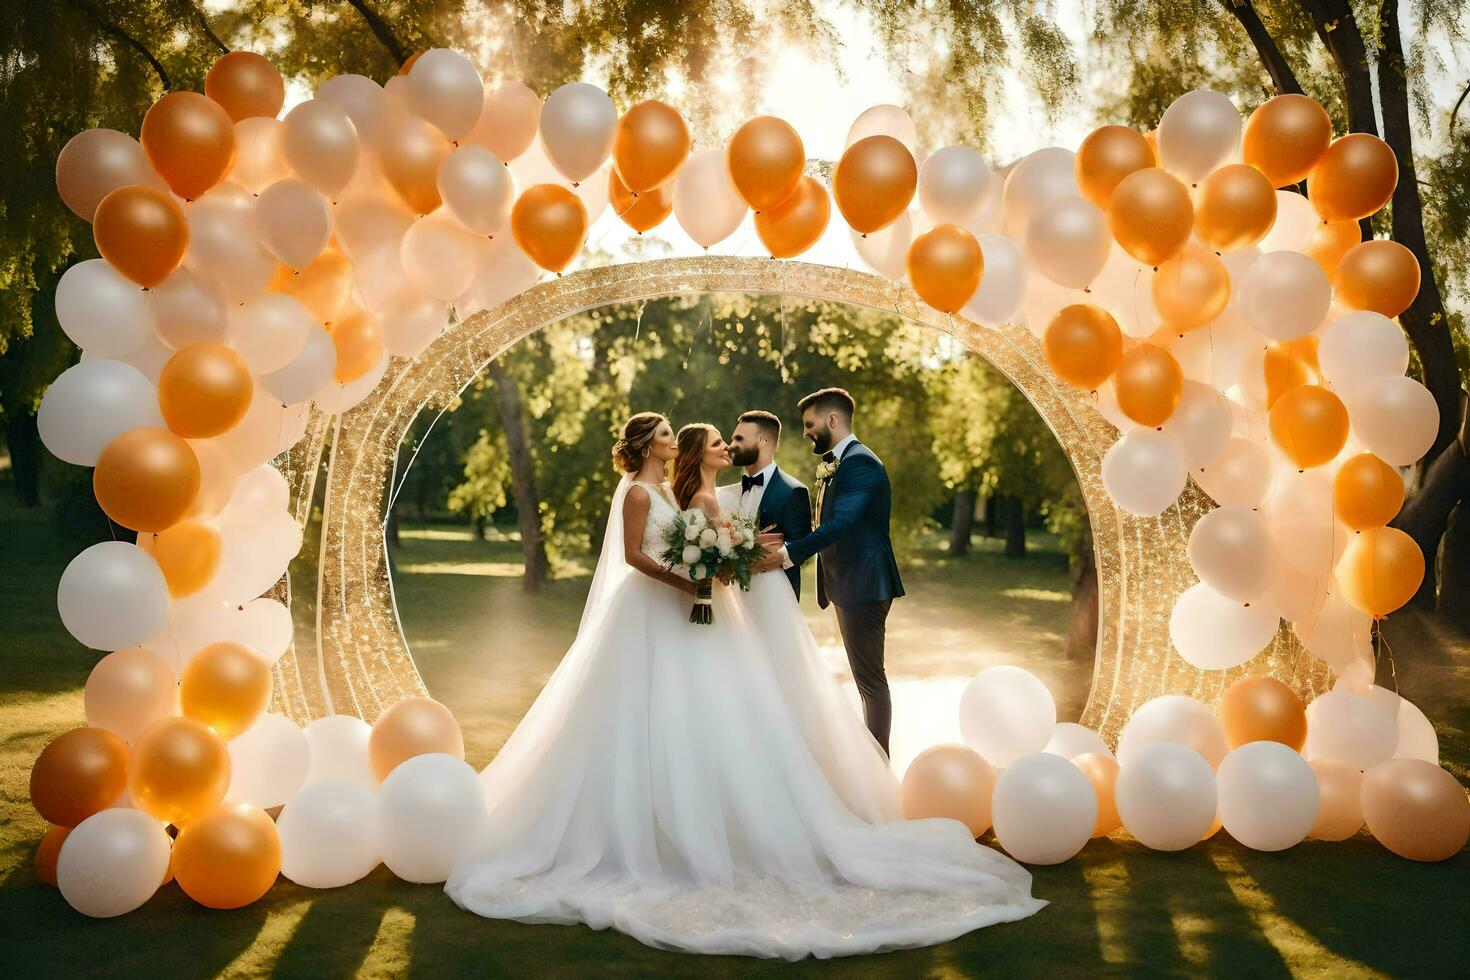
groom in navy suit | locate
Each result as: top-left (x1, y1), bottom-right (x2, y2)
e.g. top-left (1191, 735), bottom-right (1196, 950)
top-left (768, 388), bottom-right (905, 755)
top-left (728, 411), bottom-right (812, 600)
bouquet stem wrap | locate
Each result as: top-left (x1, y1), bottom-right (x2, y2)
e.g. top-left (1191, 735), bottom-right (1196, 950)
top-left (690, 579), bottom-right (714, 625)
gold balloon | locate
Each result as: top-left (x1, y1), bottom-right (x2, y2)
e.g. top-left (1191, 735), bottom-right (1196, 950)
top-left (172, 803), bottom-right (281, 908)
top-left (609, 169), bottom-right (673, 233)
top-left (1304, 219), bottom-right (1362, 277)
top-left (94, 427), bottom-right (201, 532)
top-left (726, 116), bottom-right (805, 211)
top-left (1152, 242), bottom-right (1230, 331)
top-left (140, 91), bottom-right (236, 200)
top-left (369, 696), bottom-right (465, 782)
top-left (56, 129), bottom-right (167, 222)
top-left (1072, 753), bottom-right (1122, 837)
top-left (158, 342), bottom-right (253, 439)
top-left (36, 825), bottom-right (71, 888)
top-left (906, 222), bottom-right (983, 314)
top-left (180, 642), bottom-right (273, 740)
top-left (380, 115), bottom-right (451, 214)
top-left (1269, 384), bottom-right (1348, 468)
top-left (1107, 167), bottom-right (1193, 267)
top-left (30, 727), bottom-right (130, 827)
top-left (1263, 336), bottom-right (1319, 409)
top-left (1194, 164), bottom-right (1276, 251)
top-left (1218, 676), bottom-right (1307, 750)
top-left (1242, 94), bottom-right (1333, 188)
top-left (139, 521), bottom-right (221, 598)
top-left (1044, 304), bottom-right (1123, 390)
top-left (204, 52), bottom-right (285, 122)
top-left (754, 176), bottom-right (830, 260)
top-left (93, 185), bottom-right (189, 288)
top-left (1309, 133), bottom-right (1398, 222)
top-left (833, 135), bottom-right (917, 235)
top-left (612, 100), bottom-right (690, 194)
top-left (1334, 453), bottom-right (1404, 531)
top-left (1334, 240), bottom-right (1421, 319)
top-left (899, 744), bottom-right (995, 837)
top-left (1308, 759), bottom-right (1364, 841)
top-left (1113, 343), bottom-right (1183, 427)
top-left (272, 248), bottom-right (353, 322)
top-left (1338, 527), bottom-right (1424, 618)
top-left (327, 310), bottom-right (384, 383)
top-left (1360, 759), bottom-right (1470, 862)
top-left (128, 716), bottom-right (231, 826)
top-left (511, 183), bottom-right (589, 272)
top-left (1075, 125), bottom-right (1155, 209)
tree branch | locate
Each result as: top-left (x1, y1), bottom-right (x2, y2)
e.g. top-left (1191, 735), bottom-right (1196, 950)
top-left (1296, 0), bottom-right (1377, 134)
top-left (74, 0), bottom-right (171, 90)
top-left (345, 0), bottom-right (411, 68)
top-left (1221, 0), bottom-right (1302, 95)
top-left (182, 0), bottom-right (229, 55)
top-left (1451, 78), bottom-right (1470, 138)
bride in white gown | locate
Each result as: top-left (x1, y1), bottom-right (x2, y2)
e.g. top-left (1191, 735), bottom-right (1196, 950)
top-left (446, 413), bottom-right (1044, 958)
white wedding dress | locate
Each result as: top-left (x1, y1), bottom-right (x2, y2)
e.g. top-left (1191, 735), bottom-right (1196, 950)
top-left (445, 477), bottom-right (1044, 959)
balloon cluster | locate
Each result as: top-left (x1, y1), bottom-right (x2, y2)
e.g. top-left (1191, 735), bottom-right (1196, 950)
top-left (900, 666), bottom-right (1467, 864)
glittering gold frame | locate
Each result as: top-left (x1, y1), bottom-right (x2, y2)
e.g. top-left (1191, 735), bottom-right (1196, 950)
top-left (270, 256), bottom-right (1330, 743)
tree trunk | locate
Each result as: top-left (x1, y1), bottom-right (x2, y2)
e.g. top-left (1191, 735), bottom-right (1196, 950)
top-left (1221, 0), bottom-right (1303, 95)
top-left (1436, 503), bottom-right (1470, 633)
top-left (1392, 394), bottom-right (1469, 605)
top-left (949, 489), bottom-right (976, 556)
top-left (983, 494), bottom-right (999, 538)
top-left (1066, 534), bottom-right (1099, 661)
top-left (5, 411), bottom-right (41, 507)
top-left (488, 359), bottom-right (549, 590)
top-left (1296, 0), bottom-right (1379, 238)
top-left (1003, 497), bottom-right (1026, 557)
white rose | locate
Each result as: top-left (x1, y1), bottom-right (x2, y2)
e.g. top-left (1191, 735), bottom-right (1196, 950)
top-left (682, 544), bottom-right (702, 564)
top-left (693, 564), bottom-right (707, 580)
top-left (699, 527), bottom-right (717, 547)
top-left (687, 510), bottom-right (706, 527)
top-left (684, 524), bottom-right (699, 541)
top-left (717, 538), bottom-right (733, 558)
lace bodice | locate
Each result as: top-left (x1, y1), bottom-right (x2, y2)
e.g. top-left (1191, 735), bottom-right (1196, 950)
top-left (632, 480), bottom-right (680, 563)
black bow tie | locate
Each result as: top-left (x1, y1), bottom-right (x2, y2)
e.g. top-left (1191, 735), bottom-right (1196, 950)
top-left (741, 472), bottom-right (765, 493)
top-left (821, 451), bottom-right (837, 463)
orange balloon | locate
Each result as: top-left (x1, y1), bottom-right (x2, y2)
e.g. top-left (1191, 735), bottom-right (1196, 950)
top-left (1152, 243), bottom-right (1231, 331)
top-left (609, 169), bottom-right (673, 233)
top-left (906, 222), bottom-right (983, 314)
top-left (1304, 219), bottom-right (1362, 276)
top-left (369, 696), bottom-right (465, 782)
top-left (1075, 125), bottom-right (1155, 209)
top-left (398, 51), bottom-right (424, 75)
top-left (1269, 384), bottom-right (1348, 468)
top-left (1242, 94), bottom-right (1333, 188)
top-left (1360, 759), bottom-right (1470, 862)
top-left (140, 521), bottom-right (222, 597)
top-left (1114, 343), bottom-right (1183, 427)
top-left (129, 717), bottom-right (231, 825)
top-left (511, 183), bottom-right (589, 272)
top-left (94, 428), bottom-right (201, 532)
top-left (833, 135), bottom-right (917, 235)
top-left (1334, 453), bottom-right (1405, 531)
top-left (140, 91), bottom-right (236, 200)
top-left (727, 116), bottom-right (805, 212)
top-left (1107, 167), bottom-right (1193, 266)
top-left (30, 727), bottom-right (129, 827)
top-left (180, 641), bottom-right (272, 739)
top-left (899, 744), bottom-right (995, 836)
top-left (380, 115), bottom-right (451, 214)
top-left (1219, 677), bottom-right (1307, 750)
top-left (172, 803), bottom-right (281, 908)
top-left (272, 248), bottom-right (353, 322)
top-left (327, 311), bottom-right (384, 383)
top-left (1309, 133), bottom-right (1398, 222)
top-left (1044, 304), bottom-right (1123, 390)
top-left (754, 176), bottom-right (830, 259)
top-left (158, 342), bottom-right (253, 439)
top-left (1071, 753), bottom-right (1121, 837)
top-left (1334, 240), bottom-right (1420, 318)
top-left (93, 185), bottom-right (189, 288)
top-left (1263, 336), bottom-right (1320, 408)
top-left (1195, 164), bottom-right (1277, 251)
top-left (612, 100), bottom-right (689, 194)
top-left (1338, 527), bottom-right (1424, 617)
top-left (36, 825), bottom-right (71, 887)
top-left (204, 52), bottom-right (285, 122)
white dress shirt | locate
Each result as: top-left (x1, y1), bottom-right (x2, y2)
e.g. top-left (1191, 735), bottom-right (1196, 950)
top-left (738, 461), bottom-right (778, 519)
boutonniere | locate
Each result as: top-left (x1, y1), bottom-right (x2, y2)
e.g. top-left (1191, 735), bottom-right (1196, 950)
top-left (816, 459), bottom-right (839, 482)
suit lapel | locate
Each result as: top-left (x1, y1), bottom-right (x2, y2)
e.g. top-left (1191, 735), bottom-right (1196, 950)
top-left (757, 467), bottom-right (787, 526)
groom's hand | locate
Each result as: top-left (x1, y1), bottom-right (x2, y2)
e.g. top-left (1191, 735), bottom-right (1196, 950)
top-left (751, 552), bottom-right (783, 573)
top-left (756, 527), bottom-right (784, 553)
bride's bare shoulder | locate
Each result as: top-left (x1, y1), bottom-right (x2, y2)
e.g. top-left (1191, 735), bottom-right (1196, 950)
top-left (623, 483), bottom-right (651, 511)
top-left (690, 490), bottom-right (721, 516)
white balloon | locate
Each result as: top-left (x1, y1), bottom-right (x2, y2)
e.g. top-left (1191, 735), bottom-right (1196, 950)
top-left (317, 74), bottom-right (389, 145)
top-left (401, 210), bottom-right (481, 302)
top-left (1266, 558), bottom-right (1329, 626)
top-left (38, 359), bottom-right (163, 466)
top-left (1194, 436), bottom-right (1272, 507)
top-left (845, 104), bottom-right (918, 153)
top-left (256, 178), bottom-right (332, 271)
top-left (918, 145), bottom-right (991, 225)
top-left (508, 137), bottom-right (609, 222)
top-left (1257, 190), bottom-right (1319, 253)
top-left (312, 352), bottom-right (388, 415)
top-left (1002, 147), bottom-right (1078, 235)
top-left (1170, 582), bottom-right (1280, 670)
top-left (1187, 505), bottom-right (1275, 602)
top-left (1115, 742), bottom-right (1218, 850)
top-left (958, 665), bottom-right (1057, 767)
top-left (378, 753), bottom-right (487, 883)
top-left (1304, 687), bottom-right (1399, 769)
top-left (149, 266), bottom-right (228, 350)
top-left (1019, 275), bottom-right (1084, 340)
top-left (58, 542), bottom-right (168, 651)
top-left (1267, 468), bottom-right (1348, 579)
top-left (1043, 722), bottom-right (1113, 760)
top-left (1025, 197), bottom-right (1111, 289)
top-left (962, 234), bottom-right (1026, 326)
top-left (1317, 311), bottom-right (1410, 390)
top-left (235, 597), bottom-right (293, 663)
top-left (227, 462), bottom-right (289, 515)
top-left (1295, 594), bottom-right (1372, 670)
top-left (851, 210), bottom-right (912, 279)
top-left (1102, 428), bottom-right (1186, 517)
top-left (1157, 90), bottom-right (1241, 183)
top-left (438, 145), bottom-right (512, 235)
top-left (1391, 696), bottom-right (1439, 765)
top-left (55, 260), bottom-right (151, 357)
top-left (304, 715), bottom-right (377, 788)
top-left (279, 779), bottom-right (381, 888)
top-left (378, 290), bottom-right (448, 358)
top-left (1217, 741), bottom-right (1319, 851)
top-left (56, 808), bottom-right (172, 918)
top-left (407, 49), bottom-right (484, 140)
top-left (213, 509), bottom-right (302, 604)
top-left (1343, 375), bottom-right (1438, 466)
top-left (231, 117), bottom-right (290, 194)
top-left (1118, 695), bottom-right (1228, 769)
top-left (186, 183), bottom-right (277, 303)
top-left (1086, 248), bottom-right (1159, 339)
top-left (228, 293), bottom-right (313, 375)
top-left (539, 82), bottom-right (617, 184)
top-left (460, 233), bottom-right (542, 314)
top-left (992, 753), bottom-right (1096, 864)
top-left (1163, 381), bottom-right (1232, 470)
top-left (260, 325), bottom-right (337, 405)
top-left (673, 148), bottom-right (747, 248)
top-left (1239, 251), bottom-right (1331, 341)
top-left (228, 713), bottom-right (310, 809)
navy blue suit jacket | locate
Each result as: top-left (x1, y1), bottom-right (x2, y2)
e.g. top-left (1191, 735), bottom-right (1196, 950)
top-left (751, 466), bottom-right (812, 600)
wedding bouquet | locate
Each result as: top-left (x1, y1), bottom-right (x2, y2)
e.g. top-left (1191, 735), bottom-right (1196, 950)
top-left (659, 508), bottom-right (763, 624)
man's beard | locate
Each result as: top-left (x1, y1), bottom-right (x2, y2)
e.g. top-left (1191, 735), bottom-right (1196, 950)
top-left (729, 445), bottom-right (760, 468)
top-left (807, 426), bottom-right (833, 453)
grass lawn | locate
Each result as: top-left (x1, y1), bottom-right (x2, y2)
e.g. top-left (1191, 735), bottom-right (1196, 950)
top-left (2, 493), bottom-right (1467, 978)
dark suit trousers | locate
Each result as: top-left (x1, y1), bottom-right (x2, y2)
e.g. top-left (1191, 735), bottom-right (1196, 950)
top-left (834, 599), bottom-right (892, 756)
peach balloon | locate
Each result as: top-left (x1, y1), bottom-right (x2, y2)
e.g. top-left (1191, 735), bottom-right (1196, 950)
top-left (172, 803), bottom-right (281, 908)
top-left (140, 522), bottom-right (222, 598)
top-left (1334, 454), bottom-right (1404, 531)
top-left (899, 744), bottom-right (996, 836)
top-left (181, 642), bottom-right (272, 740)
top-left (511, 183), bottom-right (589, 272)
top-left (1263, 336), bottom-right (1320, 409)
top-left (84, 647), bottom-right (179, 741)
top-left (379, 114), bottom-right (451, 214)
top-left (369, 696), bottom-right (465, 782)
top-left (1308, 759), bottom-right (1364, 840)
top-left (1269, 384), bottom-right (1348, 468)
top-left (1242, 94), bottom-right (1332, 188)
top-left (907, 222), bottom-right (983, 314)
top-left (36, 825), bottom-right (71, 887)
top-left (1072, 752), bottom-right (1122, 837)
top-left (1108, 167), bottom-right (1193, 266)
top-left (94, 428), bottom-right (201, 532)
top-left (1152, 243), bottom-right (1230, 331)
top-left (1361, 759), bottom-right (1470, 862)
top-left (1334, 240), bottom-right (1420, 319)
top-left (93, 186), bottom-right (189, 288)
top-left (205, 52), bottom-right (286, 122)
top-left (140, 91), bottom-right (236, 200)
top-left (30, 727), bottom-right (130, 827)
top-left (1075, 125), bottom-right (1155, 208)
top-left (470, 80), bottom-right (542, 162)
top-left (327, 310), bottom-right (384, 383)
top-left (129, 716), bottom-right (231, 825)
top-left (272, 248), bottom-right (354, 322)
top-left (609, 170), bottom-right (673, 233)
top-left (833, 135), bottom-right (917, 235)
top-left (1338, 527), bottom-right (1425, 618)
top-left (1304, 219), bottom-right (1362, 277)
top-left (1309, 134), bottom-right (1398, 222)
top-left (1219, 676), bottom-right (1307, 750)
top-left (754, 176), bottom-right (830, 259)
top-left (1195, 164), bottom-right (1276, 251)
top-left (727, 116), bottom-right (805, 211)
top-left (1114, 343), bottom-right (1183, 427)
top-left (613, 100), bottom-right (689, 194)
top-left (1044, 304), bottom-right (1123, 390)
top-left (56, 129), bottom-right (167, 221)
top-left (158, 342), bottom-right (253, 439)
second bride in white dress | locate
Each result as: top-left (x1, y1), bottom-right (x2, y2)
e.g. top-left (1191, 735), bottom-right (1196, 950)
top-left (445, 412), bottom-right (1044, 959)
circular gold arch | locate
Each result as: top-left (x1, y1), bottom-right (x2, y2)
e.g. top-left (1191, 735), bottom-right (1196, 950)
top-left (267, 256), bottom-right (1329, 744)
